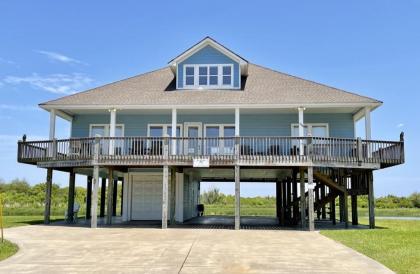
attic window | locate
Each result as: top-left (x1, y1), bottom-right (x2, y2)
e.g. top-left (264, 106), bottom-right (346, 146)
top-left (185, 66), bottom-right (195, 85)
top-left (183, 64), bottom-right (233, 89)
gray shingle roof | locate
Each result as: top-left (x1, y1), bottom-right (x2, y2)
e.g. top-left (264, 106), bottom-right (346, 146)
top-left (40, 63), bottom-right (381, 108)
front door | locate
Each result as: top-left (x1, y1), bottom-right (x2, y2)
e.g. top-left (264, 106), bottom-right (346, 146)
top-left (184, 122), bottom-right (202, 155)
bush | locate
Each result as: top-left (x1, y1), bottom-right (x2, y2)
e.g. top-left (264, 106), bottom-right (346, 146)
top-left (409, 192), bottom-right (420, 208)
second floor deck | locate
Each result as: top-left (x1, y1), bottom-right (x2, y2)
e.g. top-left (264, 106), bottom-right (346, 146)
top-left (17, 136), bottom-right (404, 170)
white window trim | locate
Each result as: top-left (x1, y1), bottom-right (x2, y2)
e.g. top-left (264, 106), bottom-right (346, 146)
top-left (204, 124), bottom-right (236, 137)
top-left (89, 124), bottom-right (125, 137)
top-left (147, 124), bottom-right (183, 137)
top-left (182, 64), bottom-right (234, 89)
top-left (291, 123), bottom-right (329, 137)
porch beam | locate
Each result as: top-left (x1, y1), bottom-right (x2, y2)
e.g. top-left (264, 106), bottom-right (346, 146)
top-left (49, 109), bottom-right (56, 139)
top-left (171, 108), bottom-right (177, 155)
top-left (365, 107), bottom-right (371, 140)
top-left (298, 107), bottom-right (305, 155)
top-left (109, 108), bottom-right (117, 155)
top-left (86, 176), bottom-right (92, 219)
top-left (234, 165), bottom-right (241, 230)
top-left (235, 108), bottom-right (240, 136)
top-left (44, 168), bottom-right (53, 224)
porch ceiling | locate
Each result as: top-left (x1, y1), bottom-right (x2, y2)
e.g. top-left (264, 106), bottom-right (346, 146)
top-left (57, 106), bottom-right (364, 117)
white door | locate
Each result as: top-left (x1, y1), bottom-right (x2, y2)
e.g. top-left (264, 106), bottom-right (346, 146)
top-left (184, 122), bottom-right (202, 155)
top-left (131, 173), bottom-right (163, 220)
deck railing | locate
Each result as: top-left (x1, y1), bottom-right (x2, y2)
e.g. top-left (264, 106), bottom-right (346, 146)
top-left (17, 136), bottom-right (404, 167)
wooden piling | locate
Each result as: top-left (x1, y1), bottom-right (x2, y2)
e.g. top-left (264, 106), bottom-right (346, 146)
top-left (300, 168), bottom-right (306, 230)
top-left (368, 171), bottom-right (375, 229)
top-left (351, 195), bottom-right (358, 225)
top-left (307, 167), bottom-right (315, 231)
top-left (100, 178), bottom-right (106, 218)
top-left (112, 179), bottom-right (118, 216)
top-left (106, 168), bottom-right (114, 225)
top-left (320, 185), bottom-right (326, 219)
top-left (86, 176), bottom-right (92, 219)
top-left (292, 169), bottom-right (298, 225)
top-left (67, 170), bottom-right (76, 223)
top-left (44, 168), bottom-right (53, 224)
top-left (234, 165), bottom-right (241, 230)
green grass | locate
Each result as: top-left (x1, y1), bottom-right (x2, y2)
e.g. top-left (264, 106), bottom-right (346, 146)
top-left (204, 205), bottom-right (276, 216)
top-left (0, 240), bottom-right (18, 261)
top-left (357, 208), bottom-right (420, 217)
top-left (204, 205), bottom-right (420, 217)
top-left (321, 218), bottom-right (420, 274)
top-left (2, 215), bottom-right (64, 228)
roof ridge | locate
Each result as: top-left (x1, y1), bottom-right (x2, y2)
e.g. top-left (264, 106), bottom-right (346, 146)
top-left (39, 66), bottom-right (171, 106)
top-left (249, 63), bottom-right (382, 104)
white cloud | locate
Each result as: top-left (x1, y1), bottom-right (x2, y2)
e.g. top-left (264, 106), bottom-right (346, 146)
top-left (0, 57), bottom-right (17, 66)
top-left (35, 50), bottom-right (87, 65)
top-left (397, 123), bottom-right (404, 128)
top-left (2, 73), bottom-right (94, 94)
top-left (0, 104), bottom-right (39, 111)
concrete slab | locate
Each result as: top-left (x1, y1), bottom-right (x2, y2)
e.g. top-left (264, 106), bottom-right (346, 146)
top-left (0, 225), bottom-right (393, 274)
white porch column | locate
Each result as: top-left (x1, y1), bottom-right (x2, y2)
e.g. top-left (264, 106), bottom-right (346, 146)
top-left (298, 107), bottom-right (305, 155)
top-left (364, 107), bottom-right (371, 140)
top-left (109, 108), bottom-right (117, 155)
top-left (171, 108), bottom-right (177, 155)
top-left (235, 108), bottom-right (240, 136)
top-left (49, 109), bottom-right (56, 139)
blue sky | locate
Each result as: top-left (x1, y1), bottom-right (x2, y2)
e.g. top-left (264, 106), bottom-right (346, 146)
top-left (0, 1), bottom-right (419, 197)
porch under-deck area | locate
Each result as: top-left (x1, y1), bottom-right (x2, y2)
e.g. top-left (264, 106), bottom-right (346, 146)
top-left (21, 162), bottom-right (397, 231)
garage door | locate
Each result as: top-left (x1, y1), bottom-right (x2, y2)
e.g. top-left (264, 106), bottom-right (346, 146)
top-left (131, 173), bottom-right (165, 220)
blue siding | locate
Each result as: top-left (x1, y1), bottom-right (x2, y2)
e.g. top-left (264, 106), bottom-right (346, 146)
top-left (177, 45), bottom-right (240, 88)
top-left (71, 113), bottom-right (354, 138)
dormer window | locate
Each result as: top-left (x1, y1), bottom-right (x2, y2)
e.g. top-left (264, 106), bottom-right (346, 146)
top-left (183, 64), bottom-right (233, 89)
top-left (185, 66), bottom-right (195, 85)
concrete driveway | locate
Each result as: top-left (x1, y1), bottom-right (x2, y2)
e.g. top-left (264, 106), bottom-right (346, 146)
top-left (0, 225), bottom-right (393, 274)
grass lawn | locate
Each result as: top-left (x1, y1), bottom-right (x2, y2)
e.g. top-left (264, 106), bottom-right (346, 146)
top-left (3, 215), bottom-right (64, 228)
top-left (321, 218), bottom-right (420, 274)
top-left (0, 240), bottom-right (18, 261)
top-left (204, 205), bottom-right (420, 217)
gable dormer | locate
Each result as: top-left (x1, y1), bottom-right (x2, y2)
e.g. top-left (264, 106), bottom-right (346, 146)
top-left (168, 37), bottom-right (248, 90)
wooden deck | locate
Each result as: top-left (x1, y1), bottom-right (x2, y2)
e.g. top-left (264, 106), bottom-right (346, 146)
top-left (17, 136), bottom-right (404, 169)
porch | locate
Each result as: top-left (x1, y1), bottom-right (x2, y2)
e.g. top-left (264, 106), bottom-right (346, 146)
top-left (17, 135), bottom-right (404, 169)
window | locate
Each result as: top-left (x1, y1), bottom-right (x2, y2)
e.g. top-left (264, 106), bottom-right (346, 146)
top-left (185, 66), bottom-right (195, 86)
top-left (291, 124), bottom-right (329, 137)
top-left (183, 64), bottom-right (233, 88)
top-left (204, 124), bottom-right (235, 155)
top-left (209, 66), bottom-right (218, 85)
top-left (222, 65), bottom-right (232, 85)
top-left (89, 124), bottom-right (124, 137)
top-left (147, 124), bottom-right (182, 137)
top-left (199, 66), bottom-right (208, 85)
top-left (89, 124), bottom-right (124, 155)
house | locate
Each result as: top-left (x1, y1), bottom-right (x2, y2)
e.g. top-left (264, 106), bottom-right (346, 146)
top-left (17, 37), bottom-right (404, 231)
